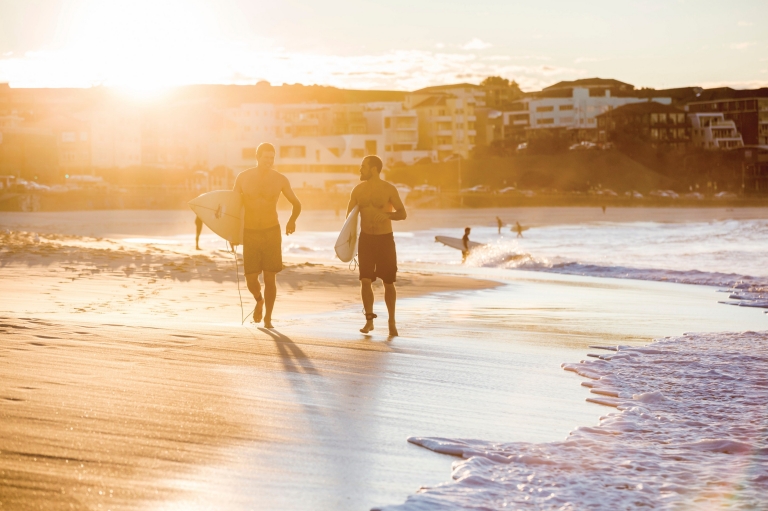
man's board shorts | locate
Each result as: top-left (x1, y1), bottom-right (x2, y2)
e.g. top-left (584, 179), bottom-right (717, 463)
top-left (358, 231), bottom-right (397, 284)
top-left (243, 225), bottom-right (282, 275)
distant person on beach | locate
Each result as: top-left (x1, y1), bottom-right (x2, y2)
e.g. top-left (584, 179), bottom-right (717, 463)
top-left (234, 142), bottom-right (302, 328)
top-left (346, 155), bottom-right (407, 337)
top-left (194, 215), bottom-right (203, 250)
top-left (514, 221), bottom-right (524, 238)
top-left (496, 216), bottom-right (503, 234)
top-left (602, 205), bottom-right (607, 214)
top-left (462, 227), bottom-right (471, 263)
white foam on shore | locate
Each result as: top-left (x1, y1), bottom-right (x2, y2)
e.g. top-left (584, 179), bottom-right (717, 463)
top-left (377, 331), bottom-right (768, 510)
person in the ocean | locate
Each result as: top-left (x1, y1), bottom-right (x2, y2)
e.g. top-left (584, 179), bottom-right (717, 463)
top-left (233, 142), bottom-right (302, 328)
top-left (514, 221), bottom-right (524, 238)
top-left (346, 155), bottom-right (407, 337)
top-left (462, 227), bottom-right (471, 263)
top-left (496, 216), bottom-right (503, 234)
top-left (194, 215), bottom-right (203, 250)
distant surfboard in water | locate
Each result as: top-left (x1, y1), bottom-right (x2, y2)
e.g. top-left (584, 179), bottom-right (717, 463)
top-left (435, 236), bottom-right (485, 251)
top-left (188, 190), bottom-right (244, 245)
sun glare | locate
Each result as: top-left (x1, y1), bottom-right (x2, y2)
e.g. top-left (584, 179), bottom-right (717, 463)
top-left (65, 0), bottom-right (219, 96)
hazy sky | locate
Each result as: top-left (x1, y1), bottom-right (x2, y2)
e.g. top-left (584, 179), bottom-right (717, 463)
top-left (0, 0), bottom-right (766, 92)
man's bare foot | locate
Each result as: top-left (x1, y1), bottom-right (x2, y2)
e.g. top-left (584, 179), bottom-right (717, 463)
top-left (253, 296), bottom-right (264, 323)
top-left (388, 320), bottom-right (398, 337)
top-left (360, 312), bottom-right (376, 334)
top-left (264, 317), bottom-right (274, 329)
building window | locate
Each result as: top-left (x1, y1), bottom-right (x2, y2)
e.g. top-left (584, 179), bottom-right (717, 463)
top-left (280, 146), bottom-right (306, 158)
top-left (559, 104), bottom-right (574, 111)
top-left (536, 106), bottom-right (554, 112)
top-left (384, 118), bottom-right (391, 128)
top-left (538, 118), bottom-right (555, 125)
top-left (651, 129), bottom-right (659, 139)
top-left (242, 148), bottom-right (257, 159)
top-left (365, 140), bottom-right (377, 155)
top-left (62, 131), bottom-right (76, 142)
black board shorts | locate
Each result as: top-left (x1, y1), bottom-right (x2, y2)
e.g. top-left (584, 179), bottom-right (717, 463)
top-left (358, 232), bottom-right (397, 284)
top-left (243, 225), bottom-right (282, 275)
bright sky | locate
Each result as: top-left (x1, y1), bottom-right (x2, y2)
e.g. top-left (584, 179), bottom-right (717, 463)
top-left (0, 0), bottom-right (766, 92)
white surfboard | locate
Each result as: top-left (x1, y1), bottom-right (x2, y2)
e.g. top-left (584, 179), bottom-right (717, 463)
top-left (188, 190), bottom-right (244, 245)
top-left (335, 205), bottom-right (359, 262)
top-left (435, 235), bottom-right (485, 251)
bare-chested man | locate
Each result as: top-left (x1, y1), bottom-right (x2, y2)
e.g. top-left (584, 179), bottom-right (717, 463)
top-left (346, 155), bottom-right (407, 336)
top-left (233, 143), bottom-right (301, 328)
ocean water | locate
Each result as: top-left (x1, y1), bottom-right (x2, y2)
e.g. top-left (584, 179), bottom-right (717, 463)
top-left (277, 219), bottom-right (768, 288)
top-left (377, 331), bottom-right (768, 510)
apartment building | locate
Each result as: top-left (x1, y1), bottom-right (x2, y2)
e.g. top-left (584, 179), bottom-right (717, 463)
top-left (686, 88), bottom-right (768, 146)
top-left (87, 108), bottom-right (143, 168)
top-left (528, 79), bottom-right (674, 142)
top-left (363, 102), bottom-right (434, 166)
top-left (689, 113), bottom-right (744, 150)
top-left (404, 84), bottom-right (482, 159)
top-left (596, 102), bottom-right (689, 149)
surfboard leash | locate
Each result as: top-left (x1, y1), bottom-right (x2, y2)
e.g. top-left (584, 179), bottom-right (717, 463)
top-left (227, 241), bottom-right (253, 325)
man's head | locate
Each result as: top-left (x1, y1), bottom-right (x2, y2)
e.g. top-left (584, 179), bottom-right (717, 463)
top-left (359, 155), bottom-right (383, 181)
top-left (464, 227), bottom-right (471, 234)
top-left (256, 142), bottom-right (276, 170)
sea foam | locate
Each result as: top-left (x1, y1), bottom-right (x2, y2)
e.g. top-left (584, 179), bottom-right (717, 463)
top-left (377, 331), bottom-right (768, 510)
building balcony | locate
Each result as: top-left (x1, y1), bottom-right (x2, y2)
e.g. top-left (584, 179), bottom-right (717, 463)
top-left (436, 129), bottom-right (453, 136)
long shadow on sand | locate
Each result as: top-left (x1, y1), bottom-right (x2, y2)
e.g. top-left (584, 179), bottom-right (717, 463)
top-left (257, 327), bottom-right (319, 376)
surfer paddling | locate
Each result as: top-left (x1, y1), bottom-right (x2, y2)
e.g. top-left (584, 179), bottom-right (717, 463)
top-left (346, 155), bottom-right (407, 336)
top-left (233, 143), bottom-right (301, 327)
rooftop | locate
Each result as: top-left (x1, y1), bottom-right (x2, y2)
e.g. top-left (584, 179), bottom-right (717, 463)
top-left (596, 101), bottom-right (686, 118)
top-left (544, 78), bottom-right (634, 91)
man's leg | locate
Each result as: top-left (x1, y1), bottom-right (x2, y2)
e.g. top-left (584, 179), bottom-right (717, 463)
top-left (384, 283), bottom-right (398, 337)
top-left (245, 272), bottom-right (264, 323)
top-left (262, 271), bottom-right (277, 329)
top-left (360, 278), bottom-right (375, 333)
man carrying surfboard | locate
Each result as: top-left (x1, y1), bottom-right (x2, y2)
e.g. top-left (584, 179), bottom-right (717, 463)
top-left (233, 142), bottom-right (302, 328)
top-left (346, 155), bottom-right (407, 337)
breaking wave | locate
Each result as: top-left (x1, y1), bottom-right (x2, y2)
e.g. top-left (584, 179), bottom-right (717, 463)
top-left (377, 331), bottom-right (768, 510)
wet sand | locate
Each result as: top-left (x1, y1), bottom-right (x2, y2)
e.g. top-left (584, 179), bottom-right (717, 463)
top-left (1, 213), bottom-right (766, 510)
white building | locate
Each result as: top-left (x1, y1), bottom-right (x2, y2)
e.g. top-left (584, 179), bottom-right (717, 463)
top-left (689, 113), bottom-right (744, 150)
top-left (210, 134), bottom-right (385, 190)
top-left (516, 78), bottom-right (673, 142)
top-left (87, 109), bottom-right (142, 168)
top-left (363, 102), bottom-right (435, 166)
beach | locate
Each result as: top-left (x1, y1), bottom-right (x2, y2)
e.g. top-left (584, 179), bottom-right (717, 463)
top-left (1, 207), bottom-right (766, 510)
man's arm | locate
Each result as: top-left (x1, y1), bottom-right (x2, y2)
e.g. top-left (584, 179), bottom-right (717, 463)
top-left (387, 185), bottom-right (407, 221)
top-left (281, 177), bottom-right (301, 235)
top-left (232, 171), bottom-right (243, 193)
top-left (346, 188), bottom-right (358, 217)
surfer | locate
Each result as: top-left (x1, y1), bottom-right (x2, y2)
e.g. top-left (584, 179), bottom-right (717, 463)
top-left (496, 216), bottom-right (503, 234)
top-left (194, 215), bottom-right (203, 250)
top-left (346, 155), bottom-right (407, 337)
top-left (513, 221), bottom-right (524, 238)
top-left (462, 227), bottom-right (471, 263)
top-left (233, 142), bottom-right (302, 328)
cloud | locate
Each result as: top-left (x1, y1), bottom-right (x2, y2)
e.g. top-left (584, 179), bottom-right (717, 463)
top-left (0, 42), bottom-right (589, 92)
top-left (737, 21), bottom-right (754, 26)
top-left (730, 42), bottom-right (756, 50)
top-left (461, 38), bottom-right (492, 50)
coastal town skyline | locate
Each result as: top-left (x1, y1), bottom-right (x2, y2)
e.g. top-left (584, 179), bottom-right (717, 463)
top-left (0, 0), bottom-right (766, 93)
